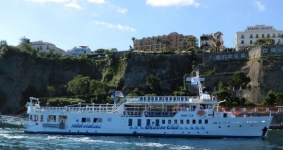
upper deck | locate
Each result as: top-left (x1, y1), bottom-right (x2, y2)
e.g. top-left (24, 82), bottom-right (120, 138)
top-left (125, 95), bottom-right (217, 105)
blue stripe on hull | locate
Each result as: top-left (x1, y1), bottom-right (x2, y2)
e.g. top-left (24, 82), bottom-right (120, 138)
top-left (24, 131), bottom-right (261, 138)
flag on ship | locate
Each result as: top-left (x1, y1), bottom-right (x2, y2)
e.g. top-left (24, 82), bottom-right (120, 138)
top-left (191, 76), bottom-right (199, 85)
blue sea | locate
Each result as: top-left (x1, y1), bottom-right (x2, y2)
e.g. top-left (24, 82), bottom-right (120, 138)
top-left (0, 129), bottom-right (282, 150)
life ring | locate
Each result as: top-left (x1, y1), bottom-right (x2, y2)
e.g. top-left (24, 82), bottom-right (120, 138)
top-left (197, 110), bottom-right (205, 116)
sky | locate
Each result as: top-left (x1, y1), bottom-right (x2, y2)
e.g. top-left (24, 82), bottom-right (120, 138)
top-left (0, 0), bottom-right (282, 51)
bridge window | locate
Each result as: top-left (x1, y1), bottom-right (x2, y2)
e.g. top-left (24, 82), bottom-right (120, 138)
top-left (174, 119), bottom-right (177, 124)
top-left (137, 119), bottom-right (141, 126)
top-left (162, 119), bottom-right (165, 124)
top-left (205, 119), bottom-right (208, 124)
top-left (192, 119), bottom-right (196, 124)
top-left (47, 115), bottom-right (56, 122)
top-left (93, 118), bottom-right (102, 123)
top-left (168, 120), bottom-right (171, 124)
top-left (198, 119), bottom-right (202, 124)
top-left (180, 120), bottom-right (184, 124)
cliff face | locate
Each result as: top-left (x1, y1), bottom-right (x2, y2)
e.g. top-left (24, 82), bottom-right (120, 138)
top-left (0, 49), bottom-right (283, 114)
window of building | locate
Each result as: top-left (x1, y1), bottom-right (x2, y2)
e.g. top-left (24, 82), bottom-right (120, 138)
top-left (47, 46), bottom-right (49, 50)
top-left (263, 48), bottom-right (268, 54)
top-left (256, 34), bottom-right (259, 38)
top-left (228, 54), bottom-right (232, 59)
top-left (216, 55), bottom-right (221, 60)
top-left (241, 53), bottom-right (246, 58)
top-left (241, 40), bottom-right (244, 44)
top-left (128, 119), bottom-right (132, 126)
top-left (250, 34), bottom-right (253, 38)
top-left (272, 34), bottom-right (276, 38)
top-left (278, 47), bottom-right (283, 53)
top-left (234, 54), bottom-right (238, 59)
top-left (267, 34), bottom-right (270, 38)
top-left (222, 55), bottom-right (227, 60)
top-left (241, 35), bottom-right (244, 38)
top-left (262, 34), bottom-right (265, 38)
top-left (250, 40), bottom-right (253, 44)
top-left (271, 48), bottom-right (276, 53)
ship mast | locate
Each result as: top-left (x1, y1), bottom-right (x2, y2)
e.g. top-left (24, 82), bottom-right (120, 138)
top-left (195, 68), bottom-right (203, 97)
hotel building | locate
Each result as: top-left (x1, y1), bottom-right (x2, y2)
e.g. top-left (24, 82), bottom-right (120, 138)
top-left (234, 25), bottom-right (283, 51)
top-left (133, 32), bottom-right (198, 52)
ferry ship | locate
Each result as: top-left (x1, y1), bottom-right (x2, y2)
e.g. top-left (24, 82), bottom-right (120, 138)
top-left (2, 70), bottom-right (273, 138)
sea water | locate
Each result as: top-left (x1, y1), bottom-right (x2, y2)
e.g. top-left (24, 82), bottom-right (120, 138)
top-left (0, 129), bottom-right (282, 150)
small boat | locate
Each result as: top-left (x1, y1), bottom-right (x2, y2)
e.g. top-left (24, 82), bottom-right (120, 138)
top-left (17, 70), bottom-right (274, 138)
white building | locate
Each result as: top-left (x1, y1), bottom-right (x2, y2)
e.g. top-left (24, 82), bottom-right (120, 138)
top-left (200, 32), bottom-right (224, 52)
top-left (65, 46), bottom-right (93, 57)
top-left (31, 41), bottom-right (64, 53)
top-left (234, 25), bottom-right (283, 51)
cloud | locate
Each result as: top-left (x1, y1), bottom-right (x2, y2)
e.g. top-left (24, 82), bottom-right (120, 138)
top-left (88, 0), bottom-right (105, 4)
top-left (253, 1), bottom-right (265, 11)
top-left (64, 2), bottom-right (81, 9)
top-left (25, 0), bottom-right (70, 3)
top-left (90, 21), bottom-right (136, 32)
top-left (146, 0), bottom-right (200, 7)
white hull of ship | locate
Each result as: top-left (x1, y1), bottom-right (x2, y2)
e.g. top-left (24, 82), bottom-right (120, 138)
top-left (23, 113), bottom-right (272, 138)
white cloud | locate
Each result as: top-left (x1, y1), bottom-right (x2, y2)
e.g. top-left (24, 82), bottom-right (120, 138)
top-left (25, 0), bottom-right (70, 3)
top-left (88, 0), bottom-right (105, 4)
top-left (64, 2), bottom-right (81, 9)
top-left (253, 1), bottom-right (265, 11)
top-left (146, 0), bottom-right (200, 7)
top-left (90, 21), bottom-right (136, 32)
top-left (116, 7), bottom-right (127, 14)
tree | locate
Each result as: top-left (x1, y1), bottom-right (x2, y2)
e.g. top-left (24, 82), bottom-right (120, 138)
top-left (229, 71), bottom-right (251, 89)
top-left (262, 90), bottom-right (279, 106)
top-left (19, 36), bottom-right (30, 45)
top-left (255, 38), bottom-right (275, 45)
top-left (214, 81), bottom-right (231, 101)
top-left (216, 40), bottom-right (221, 52)
top-left (66, 75), bottom-right (91, 95)
top-left (146, 75), bottom-right (161, 94)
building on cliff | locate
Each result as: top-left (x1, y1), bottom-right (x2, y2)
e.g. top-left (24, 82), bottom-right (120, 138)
top-left (64, 46), bottom-right (93, 57)
top-left (234, 25), bottom-right (283, 51)
top-left (31, 40), bottom-right (64, 54)
top-left (200, 31), bottom-right (224, 52)
top-left (133, 32), bottom-right (198, 52)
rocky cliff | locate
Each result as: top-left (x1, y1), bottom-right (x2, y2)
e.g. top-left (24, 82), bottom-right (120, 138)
top-left (0, 46), bottom-right (283, 114)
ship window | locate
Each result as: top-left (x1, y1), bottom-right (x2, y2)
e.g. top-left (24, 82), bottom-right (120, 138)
top-left (223, 113), bottom-right (227, 118)
top-left (146, 119), bottom-right (150, 126)
top-left (156, 119), bottom-right (160, 126)
top-left (205, 119), bottom-right (208, 124)
top-left (174, 119), bottom-right (177, 124)
top-left (168, 120), bottom-right (171, 124)
top-left (192, 119), bottom-right (196, 124)
top-left (180, 120), bottom-right (184, 124)
top-left (162, 119), bottom-right (165, 124)
top-left (82, 118), bottom-right (91, 122)
top-left (128, 119), bottom-right (132, 126)
top-left (47, 115), bottom-right (56, 122)
top-left (198, 119), bottom-right (202, 124)
top-left (186, 119), bottom-right (190, 124)
top-left (137, 119), bottom-right (141, 126)
top-left (93, 118), bottom-right (102, 123)
top-left (59, 116), bottom-right (67, 123)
